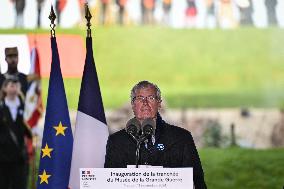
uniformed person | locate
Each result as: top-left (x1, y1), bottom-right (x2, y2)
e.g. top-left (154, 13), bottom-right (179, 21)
top-left (0, 47), bottom-right (28, 98)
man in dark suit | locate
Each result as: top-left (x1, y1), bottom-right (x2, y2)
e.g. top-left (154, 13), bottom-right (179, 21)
top-left (105, 80), bottom-right (207, 189)
top-left (0, 77), bottom-right (32, 189)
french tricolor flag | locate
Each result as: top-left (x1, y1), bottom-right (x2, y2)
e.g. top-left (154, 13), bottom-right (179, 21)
top-left (68, 37), bottom-right (109, 189)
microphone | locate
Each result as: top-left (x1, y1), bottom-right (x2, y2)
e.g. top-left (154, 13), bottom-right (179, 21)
top-left (125, 118), bottom-right (141, 141)
top-left (126, 118), bottom-right (155, 168)
top-left (141, 118), bottom-right (155, 138)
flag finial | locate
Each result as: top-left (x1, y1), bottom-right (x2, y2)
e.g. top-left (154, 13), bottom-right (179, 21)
top-left (49, 5), bottom-right (56, 37)
top-left (85, 3), bottom-right (92, 37)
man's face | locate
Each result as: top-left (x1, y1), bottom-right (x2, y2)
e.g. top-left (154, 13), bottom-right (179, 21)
top-left (5, 54), bottom-right (18, 71)
top-left (132, 86), bottom-right (161, 122)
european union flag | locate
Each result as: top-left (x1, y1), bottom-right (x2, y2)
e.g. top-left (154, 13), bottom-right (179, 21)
top-left (37, 37), bottom-right (73, 189)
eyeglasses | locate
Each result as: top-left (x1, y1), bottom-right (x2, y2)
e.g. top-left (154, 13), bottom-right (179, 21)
top-left (133, 95), bottom-right (159, 103)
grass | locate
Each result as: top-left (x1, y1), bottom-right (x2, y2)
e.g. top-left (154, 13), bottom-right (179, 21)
top-left (200, 147), bottom-right (284, 189)
top-left (1, 27), bottom-right (284, 109)
top-left (29, 147), bottom-right (284, 189)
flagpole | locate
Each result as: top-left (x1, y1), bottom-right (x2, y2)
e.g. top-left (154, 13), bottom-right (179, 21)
top-left (31, 135), bottom-right (38, 189)
top-left (85, 3), bottom-right (92, 37)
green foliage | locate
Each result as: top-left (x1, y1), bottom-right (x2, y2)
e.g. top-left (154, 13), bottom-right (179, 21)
top-left (1, 27), bottom-right (284, 109)
top-left (203, 120), bottom-right (223, 147)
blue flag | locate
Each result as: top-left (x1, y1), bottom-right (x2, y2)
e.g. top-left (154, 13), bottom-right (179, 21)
top-left (37, 37), bottom-right (73, 189)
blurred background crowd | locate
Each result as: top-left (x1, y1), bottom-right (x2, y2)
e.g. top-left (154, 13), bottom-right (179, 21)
top-left (0, 0), bottom-right (284, 29)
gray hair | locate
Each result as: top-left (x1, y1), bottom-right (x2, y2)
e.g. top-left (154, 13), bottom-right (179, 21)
top-left (130, 81), bottom-right (161, 103)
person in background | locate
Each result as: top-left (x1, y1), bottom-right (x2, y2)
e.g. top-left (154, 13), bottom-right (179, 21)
top-left (116, 0), bottom-right (128, 25)
top-left (101, 0), bottom-right (111, 25)
top-left (236, 0), bottom-right (253, 26)
top-left (142, 0), bottom-right (156, 25)
top-left (265, 0), bottom-right (278, 25)
top-left (55, 0), bottom-right (67, 26)
top-left (141, 0), bottom-right (146, 24)
top-left (11, 0), bottom-right (26, 28)
top-left (185, 0), bottom-right (198, 28)
top-left (204, 0), bottom-right (216, 28)
top-left (162, 0), bottom-right (172, 26)
top-left (218, 0), bottom-right (237, 28)
top-left (0, 47), bottom-right (28, 97)
top-left (0, 77), bottom-right (32, 189)
top-left (36, 0), bottom-right (45, 28)
top-left (78, 0), bottom-right (87, 26)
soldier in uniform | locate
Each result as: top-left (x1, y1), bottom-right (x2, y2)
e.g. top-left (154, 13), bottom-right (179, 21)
top-left (0, 47), bottom-right (28, 98)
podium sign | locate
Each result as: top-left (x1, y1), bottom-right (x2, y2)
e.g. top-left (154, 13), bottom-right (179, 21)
top-left (80, 168), bottom-right (193, 189)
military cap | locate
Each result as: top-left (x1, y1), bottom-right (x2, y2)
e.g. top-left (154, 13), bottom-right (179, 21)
top-left (5, 47), bottom-right (18, 56)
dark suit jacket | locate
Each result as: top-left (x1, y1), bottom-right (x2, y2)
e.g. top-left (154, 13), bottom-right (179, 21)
top-left (104, 114), bottom-right (207, 189)
top-left (0, 98), bottom-right (31, 163)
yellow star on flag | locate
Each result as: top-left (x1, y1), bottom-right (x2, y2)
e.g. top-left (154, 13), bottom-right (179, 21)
top-left (41, 143), bottom-right (53, 158)
top-left (39, 170), bottom-right (51, 184)
top-left (53, 121), bottom-right (68, 136)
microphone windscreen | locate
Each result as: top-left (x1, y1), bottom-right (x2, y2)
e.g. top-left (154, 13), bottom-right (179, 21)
top-left (141, 118), bottom-right (155, 136)
top-left (126, 117), bottom-right (141, 136)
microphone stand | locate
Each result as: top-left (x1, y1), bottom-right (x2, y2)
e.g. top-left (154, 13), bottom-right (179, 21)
top-left (135, 140), bottom-right (142, 168)
top-left (128, 133), bottom-right (142, 168)
top-left (126, 118), bottom-right (154, 168)
top-left (135, 135), bottom-right (149, 168)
